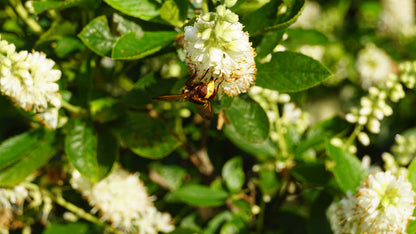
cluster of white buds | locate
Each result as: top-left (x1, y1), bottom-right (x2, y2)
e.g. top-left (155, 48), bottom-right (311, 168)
top-left (387, 134), bottom-right (416, 166)
top-left (345, 70), bottom-right (414, 146)
top-left (327, 171), bottom-right (415, 234)
top-left (399, 61), bottom-right (416, 89)
top-left (70, 166), bottom-right (174, 234)
top-left (0, 35), bottom-right (62, 129)
top-left (183, 5), bottom-right (257, 97)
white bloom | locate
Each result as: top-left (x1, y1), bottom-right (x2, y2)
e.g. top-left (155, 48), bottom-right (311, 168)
top-left (356, 43), bottom-right (393, 89)
top-left (379, 0), bottom-right (416, 37)
top-left (0, 185), bottom-right (29, 230)
top-left (0, 36), bottom-right (62, 128)
top-left (327, 171), bottom-right (415, 233)
top-left (70, 166), bottom-right (174, 233)
top-left (184, 5), bottom-right (256, 96)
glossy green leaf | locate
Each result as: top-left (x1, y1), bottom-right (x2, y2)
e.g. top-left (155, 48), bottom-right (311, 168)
top-left (222, 157), bottom-right (245, 193)
top-left (54, 36), bottom-right (85, 58)
top-left (160, 0), bottom-right (188, 27)
top-left (172, 184), bottom-right (228, 207)
top-left (112, 31), bottom-right (178, 60)
top-left (256, 51), bottom-right (331, 92)
top-left (78, 16), bottom-right (116, 56)
top-left (224, 95), bottom-right (269, 144)
top-left (65, 119), bottom-right (117, 181)
top-left (242, 0), bottom-right (304, 35)
top-left (113, 13), bottom-right (143, 37)
top-left (0, 129), bottom-right (48, 170)
top-left (224, 123), bottom-right (277, 159)
top-left (65, 119), bottom-right (99, 181)
top-left (0, 130), bottom-right (55, 187)
top-left (204, 211), bottom-right (233, 234)
top-left (256, 30), bottom-right (284, 58)
top-left (116, 113), bottom-right (180, 159)
top-left (32, 0), bottom-right (101, 14)
top-left (407, 158), bottom-right (416, 191)
top-left (149, 162), bottom-right (187, 190)
top-left (103, 0), bottom-right (160, 21)
top-left (326, 141), bottom-right (367, 193)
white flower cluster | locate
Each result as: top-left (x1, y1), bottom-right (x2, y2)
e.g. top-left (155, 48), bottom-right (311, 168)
top-left (0, 36), bottom-right (61, 128)
top-left (70, 166), bottom-right (174, 234)
top-left (184, 5), bottom-right (256, 97)
top-left (327, 171), bottom-right (415, 234)
top-left (356, 43), bottom-right (393, 90)
top-left (0, 185), bottom-right (29, 231)
top-left (379, 0), bottom-right (416, 37)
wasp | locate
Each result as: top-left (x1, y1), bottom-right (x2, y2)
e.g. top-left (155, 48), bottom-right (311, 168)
top-left (153, 69), bottom-right (221, 119)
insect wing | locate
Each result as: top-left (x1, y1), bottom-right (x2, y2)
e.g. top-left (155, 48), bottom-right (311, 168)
top-left (153, 94), bottom-right (188, 102)
top-left (197, 101), bottom-right (212, 119)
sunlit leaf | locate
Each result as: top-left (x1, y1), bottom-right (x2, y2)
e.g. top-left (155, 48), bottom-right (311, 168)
top-left (103, 0), bottom-right (160, 21)
top-left (78, 15), bottom-right (116, 56)
top-left (171, 184), bottom-right (228, 207)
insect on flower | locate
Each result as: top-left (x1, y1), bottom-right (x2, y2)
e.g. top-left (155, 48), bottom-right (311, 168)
top-left (153, 69), bottom-right (221, 119)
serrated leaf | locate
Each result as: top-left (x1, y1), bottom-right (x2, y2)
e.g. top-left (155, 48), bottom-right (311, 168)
top-left (222, 157), bottom-right (245, 193)
top-left (78, 15), bottom-right (116, 56)
top-left (0, 130), bottom-right (55, 187)
top-left (242, 0), bottom-right (304, 35)
top-left (112, 31), bottom-right (178, 60)
top-left (172, 184), bottom-right (228, 207)
top-left (103, 0), bottom-right (160, 21)
top-left (116, 113), bottom-right (180, 158)
top-left (224, 95), bottom-right (269, 144)
top-left (326, 141), bottom-right (367, 193)
top-left (256, 51), bottom-right (331, 92)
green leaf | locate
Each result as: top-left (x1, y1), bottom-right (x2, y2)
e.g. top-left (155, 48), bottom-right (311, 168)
top-left (285, 28), bottom-right (329, 45)
top-left (222, 157), bottom-right (245, 193)
top-left (242, 0), bottom-right (305, 35)
top-left (407, 210), bottom-right (416, 234)
top-left (103, 0), bottom-right (160, 21)
top-left (0, 129), bottom-right (48, 170)
top-left (326, 141), bottom-right (367, 193)
top-left (256, 51), bottom-right (331, 92)
top-left (220, 215), bottom-right (247, 234)
top-left (291, 162), bottom-right (332, 185)
top-left (171, 184), bottom-right (228, 207)
top-left (112, 31), bottom-right (178, 60)
top-left (407, 158), bottom-right (416, 191)
top-left (65, 119), bottom-right (116, 181)
top-left (43, 222), bottom-right (101, 234)
top-left (255, 30), bottom-right (284, 59)
top-left (204, 211), bottom-right (233, 234)
top-left (78, 15), bottom-right (116, 56)
top-left (0, 130), bottom-right (55, 187)
top-left (36, 21), bottom-right (77, 46)
top-left (160, 0), bottom-right (188, 27)
top-left (65, 119), bottom-right (99, 181)
top-left (54, 36), bottom-right (85, 58)
top-left (307, 191), bottom-right (332, 234)
top-left (116, 113), bottom-right (180, 158)
top-left (149, 162), bottom-right (187, 190)
top-left (259, 170), bottom-right (280, 196)
top-left (224, 95), bottom-right (269, 144)
top-left (32, 0), bottom-right (101, 14)
top-left (123, 72), bottom-right (177, 109)
top-left (113, 13), bottom-right (143, 37)
top-left (295, 117), bottom-right (349, 156)
top-left (223, 124), bottom-right (277, 159)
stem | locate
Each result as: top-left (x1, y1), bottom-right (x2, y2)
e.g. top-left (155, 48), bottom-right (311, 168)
top-left (54, 193), bottom-right (103, 225)
top-left (61, 100), bottom-right (86, 115)
top-left (344, 124), bottom-right (363, 149)
top-left (256, 199), bottom-right (266, 233)
top-left (271, 104), bottom-right (289, 158)
top-left (10, 0), bottom-right (43, 34)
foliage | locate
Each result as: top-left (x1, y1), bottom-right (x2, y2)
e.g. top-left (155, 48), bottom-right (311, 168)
top-left (1, 0), bottom-right (416, 233)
